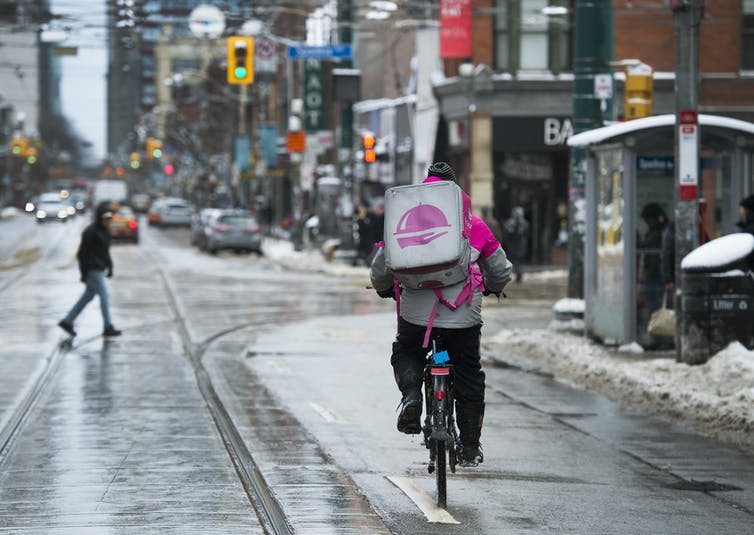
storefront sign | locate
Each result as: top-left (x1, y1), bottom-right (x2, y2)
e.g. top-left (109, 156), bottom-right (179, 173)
top-left (494, 116), bottom-right (573, 151)
top-left (304, 60), bottom-right (324, 132)
top-left (440, 0), bottom-right (472, 58)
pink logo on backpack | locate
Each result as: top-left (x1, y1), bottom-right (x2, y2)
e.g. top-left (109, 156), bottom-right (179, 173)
top-left (393, 203), bottom-right (451, 248)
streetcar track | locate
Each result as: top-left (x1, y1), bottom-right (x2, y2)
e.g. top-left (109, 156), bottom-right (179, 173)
top-left (0, 344), bottom-right (66, 465)
top-left (149, 250), bottom-right (293, 535)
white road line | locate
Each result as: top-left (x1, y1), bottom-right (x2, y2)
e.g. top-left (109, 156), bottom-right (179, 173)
top-left (387, 475), bottom-right (460, 524)
top-left (307, 401), bottom-right (345, 423)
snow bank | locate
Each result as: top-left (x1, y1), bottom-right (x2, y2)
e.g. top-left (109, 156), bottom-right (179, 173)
top-left (485, 329), bottom-right (754, 447)
top-left (261, 238), bottom-right (368, 278)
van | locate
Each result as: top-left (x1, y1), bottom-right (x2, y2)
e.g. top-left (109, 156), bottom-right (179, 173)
top-left (92, 180), bottom-right (129, 206)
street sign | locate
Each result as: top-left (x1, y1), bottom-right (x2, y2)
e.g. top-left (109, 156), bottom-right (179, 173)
top-left (287, 44), bottom-right (352, 60)
top-left (593, 73), bottom-right (613, 99)
top-left (678, 109), bottom-right (698, 200)
top-left (287, 131), bottom-right (306, 153)
top-left (255, 36), bottom-right (277, 74)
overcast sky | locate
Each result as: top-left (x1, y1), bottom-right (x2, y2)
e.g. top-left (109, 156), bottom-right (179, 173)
top-left (54, 0), bottom-right (107, 163)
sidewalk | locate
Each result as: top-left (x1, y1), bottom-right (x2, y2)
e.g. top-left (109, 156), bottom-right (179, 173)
top-left (261, 237), bottom-right (754, 450)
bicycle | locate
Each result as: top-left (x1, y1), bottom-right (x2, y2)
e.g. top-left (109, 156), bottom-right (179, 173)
top-left (422, 337), bottom-right (458, 509)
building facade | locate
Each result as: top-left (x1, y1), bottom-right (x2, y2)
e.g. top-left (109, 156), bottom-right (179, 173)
top-left (430, 0), bottom-right (754, 265)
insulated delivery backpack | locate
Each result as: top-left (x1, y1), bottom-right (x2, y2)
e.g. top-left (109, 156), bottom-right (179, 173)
top-left (383, 180), bottom-right (473, 289)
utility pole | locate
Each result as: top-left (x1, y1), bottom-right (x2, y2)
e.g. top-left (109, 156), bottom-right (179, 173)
top-left (672, 0), bottom-right (704, 361)
top-left (568, 0), bottom-right (614, 298)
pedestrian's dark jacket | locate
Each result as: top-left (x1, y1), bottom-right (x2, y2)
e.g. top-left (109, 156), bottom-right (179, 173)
top-left (77, 206), bottom-right (113, 281)
top-left (661, 221), bottom-right (675, 285)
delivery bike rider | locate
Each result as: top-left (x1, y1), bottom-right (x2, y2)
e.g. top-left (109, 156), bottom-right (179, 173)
top-left (370, 162), bottom-right (512, 467)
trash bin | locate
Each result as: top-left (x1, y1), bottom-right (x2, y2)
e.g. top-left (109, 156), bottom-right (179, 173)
top-left (680, 233), bottom-right (754, 364)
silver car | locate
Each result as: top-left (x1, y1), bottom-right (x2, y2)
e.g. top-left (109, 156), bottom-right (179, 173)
top-left (157, 198), bottom-right (192, 227)
top-left (204, 211), bottom-right (263, 254)
top-left (190, 208), bottom-right (221, 249)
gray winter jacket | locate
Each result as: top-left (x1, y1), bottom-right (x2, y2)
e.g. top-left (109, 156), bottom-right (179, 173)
top-left (371, 214), bottom-right (513, 328)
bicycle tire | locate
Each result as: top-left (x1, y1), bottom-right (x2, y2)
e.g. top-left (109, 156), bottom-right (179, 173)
top-left (434, 438), bottom-right (447, 508)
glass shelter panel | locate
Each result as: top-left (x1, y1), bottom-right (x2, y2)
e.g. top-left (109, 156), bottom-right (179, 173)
top-left (593, 148), bottom-right (625, 342)
top-left (635, 154), bottom-right (674, 349)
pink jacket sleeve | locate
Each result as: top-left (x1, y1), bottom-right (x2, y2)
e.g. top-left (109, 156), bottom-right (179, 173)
top-left (470, 215), bottom-right (501, 259)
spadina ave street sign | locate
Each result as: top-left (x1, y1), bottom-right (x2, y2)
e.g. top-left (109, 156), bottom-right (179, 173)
top-left (287, 44), bottom-right (352, 60)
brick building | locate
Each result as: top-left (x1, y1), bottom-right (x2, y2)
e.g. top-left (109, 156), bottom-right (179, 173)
top-left (428, 0), bottom-right (754, 265)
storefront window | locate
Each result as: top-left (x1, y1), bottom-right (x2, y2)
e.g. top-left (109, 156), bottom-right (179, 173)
top-left (593, 148), bottom-right (624, 343)
top-left (495, 0), bottom-right (573, 74)
top-left (743, 0), bottom-right (754, 71)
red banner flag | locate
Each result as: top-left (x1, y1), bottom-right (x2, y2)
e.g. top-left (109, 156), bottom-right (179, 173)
top-left (440, 0), bottom-right (472, 59)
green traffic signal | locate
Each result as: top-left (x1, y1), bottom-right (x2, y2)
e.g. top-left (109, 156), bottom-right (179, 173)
top-left (27, 155), bottom-right (36, 164)
top-left (12, 146), bottom-right (20, 155)
top-left (130, 160), bottom-right (140, 169)
top-left (234, 66), bottom-right (247, 79)
top-left (153, 148), bottom-right (162, 158)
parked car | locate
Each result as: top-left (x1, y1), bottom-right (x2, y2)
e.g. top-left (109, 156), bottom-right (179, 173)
top-left (150, 198), bottom-right (192, 227)
top-left (147, 199), bottom-right (166, 226)
top-left (108, 205), bottom-right (139, 243)
top-left (35, 192), bottom-right (69, 223)
top-left (204, 211), bottom-right (263, 254)
top-left (190, 208), bottom-right (221, 248)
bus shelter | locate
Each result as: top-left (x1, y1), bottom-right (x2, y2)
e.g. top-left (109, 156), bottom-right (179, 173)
top-left (567, 114), bottom-right (754, 347)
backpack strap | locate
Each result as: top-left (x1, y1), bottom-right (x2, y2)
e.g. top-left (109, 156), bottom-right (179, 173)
top-left (421, 269), bottom-right (484, 348)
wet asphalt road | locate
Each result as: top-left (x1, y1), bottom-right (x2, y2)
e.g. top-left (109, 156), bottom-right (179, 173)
top-left (0, 213), bottom-right (753, 533)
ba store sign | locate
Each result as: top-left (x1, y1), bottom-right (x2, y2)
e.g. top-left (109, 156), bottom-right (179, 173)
top-left (304, 59), bottom-right (324, 132)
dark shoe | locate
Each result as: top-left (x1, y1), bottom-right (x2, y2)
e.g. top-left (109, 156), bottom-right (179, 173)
top-left (396, 390), bottom-right (422, 434)
top-left (458, 443), bottom-right (484, 467)
top-left (58, 320), bottom-right (76, 337)
top-left (103, 325), bottom-right (122, 337)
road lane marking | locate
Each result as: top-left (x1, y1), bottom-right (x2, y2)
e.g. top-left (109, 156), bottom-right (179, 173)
top-left (308, 401), bottom-right (345, 423)
top-left (387, 476), bottom-right (460, 524)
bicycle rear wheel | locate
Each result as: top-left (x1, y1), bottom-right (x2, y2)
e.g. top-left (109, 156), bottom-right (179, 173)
top-left (434, 438), bottom-right (447, 508)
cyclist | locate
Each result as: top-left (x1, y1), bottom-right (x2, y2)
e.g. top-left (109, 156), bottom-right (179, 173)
top-left (370, 162), bottom-right (512, 467)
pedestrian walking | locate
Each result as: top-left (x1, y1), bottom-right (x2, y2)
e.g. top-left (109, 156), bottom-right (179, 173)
top-left (58, 202), bottom-right (122, 338)
top-left (503, 206), bottom-right (529, 283)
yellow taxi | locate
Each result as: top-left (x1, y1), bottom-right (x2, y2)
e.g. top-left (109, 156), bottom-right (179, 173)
top-left (109, 204), bottom-right (139, 243)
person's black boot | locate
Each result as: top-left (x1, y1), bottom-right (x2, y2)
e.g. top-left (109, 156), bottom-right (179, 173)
top-left (396, 389), bottom-right (422, 434)
top-left (456, 401), bottom-right (485, 467)
top-left (58, 320), bottom-right (76, 337)
top-left (103, 325), bottom-right (122, 337)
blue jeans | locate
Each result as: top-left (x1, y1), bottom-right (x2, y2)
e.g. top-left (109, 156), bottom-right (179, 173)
top-left (63, 270), bottom-right (113, 327)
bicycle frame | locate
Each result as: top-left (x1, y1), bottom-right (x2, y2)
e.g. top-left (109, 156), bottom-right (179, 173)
top-left (422, 339), bottom-right (458, 507)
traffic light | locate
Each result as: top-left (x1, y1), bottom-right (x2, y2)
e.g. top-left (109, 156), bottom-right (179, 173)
top-left (129, 152), bottom-right (141, 169)
top-left (146, 138), bottom-right (163, 160)
top-left (227, 36), bottom-right (254, 85)
top-left (26, 146), bottom-right (37, 165)
top-left (363, 133), bottom-right (376, 163)
top-left (10, 137), bottom-right (28, 157)
top-left (624, 64), bottom-right (653, 121)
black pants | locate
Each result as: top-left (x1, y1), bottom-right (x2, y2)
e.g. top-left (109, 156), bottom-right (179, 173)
top-left (391, 318), bottom-right (485, 404)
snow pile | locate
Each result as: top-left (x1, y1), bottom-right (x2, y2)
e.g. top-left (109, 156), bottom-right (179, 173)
top-left (681, 233), bottom-right (754, 272)
top-left (485, 329), bottom-right (754, 446)
top-left (261, 238), bottom-right (368, 278)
